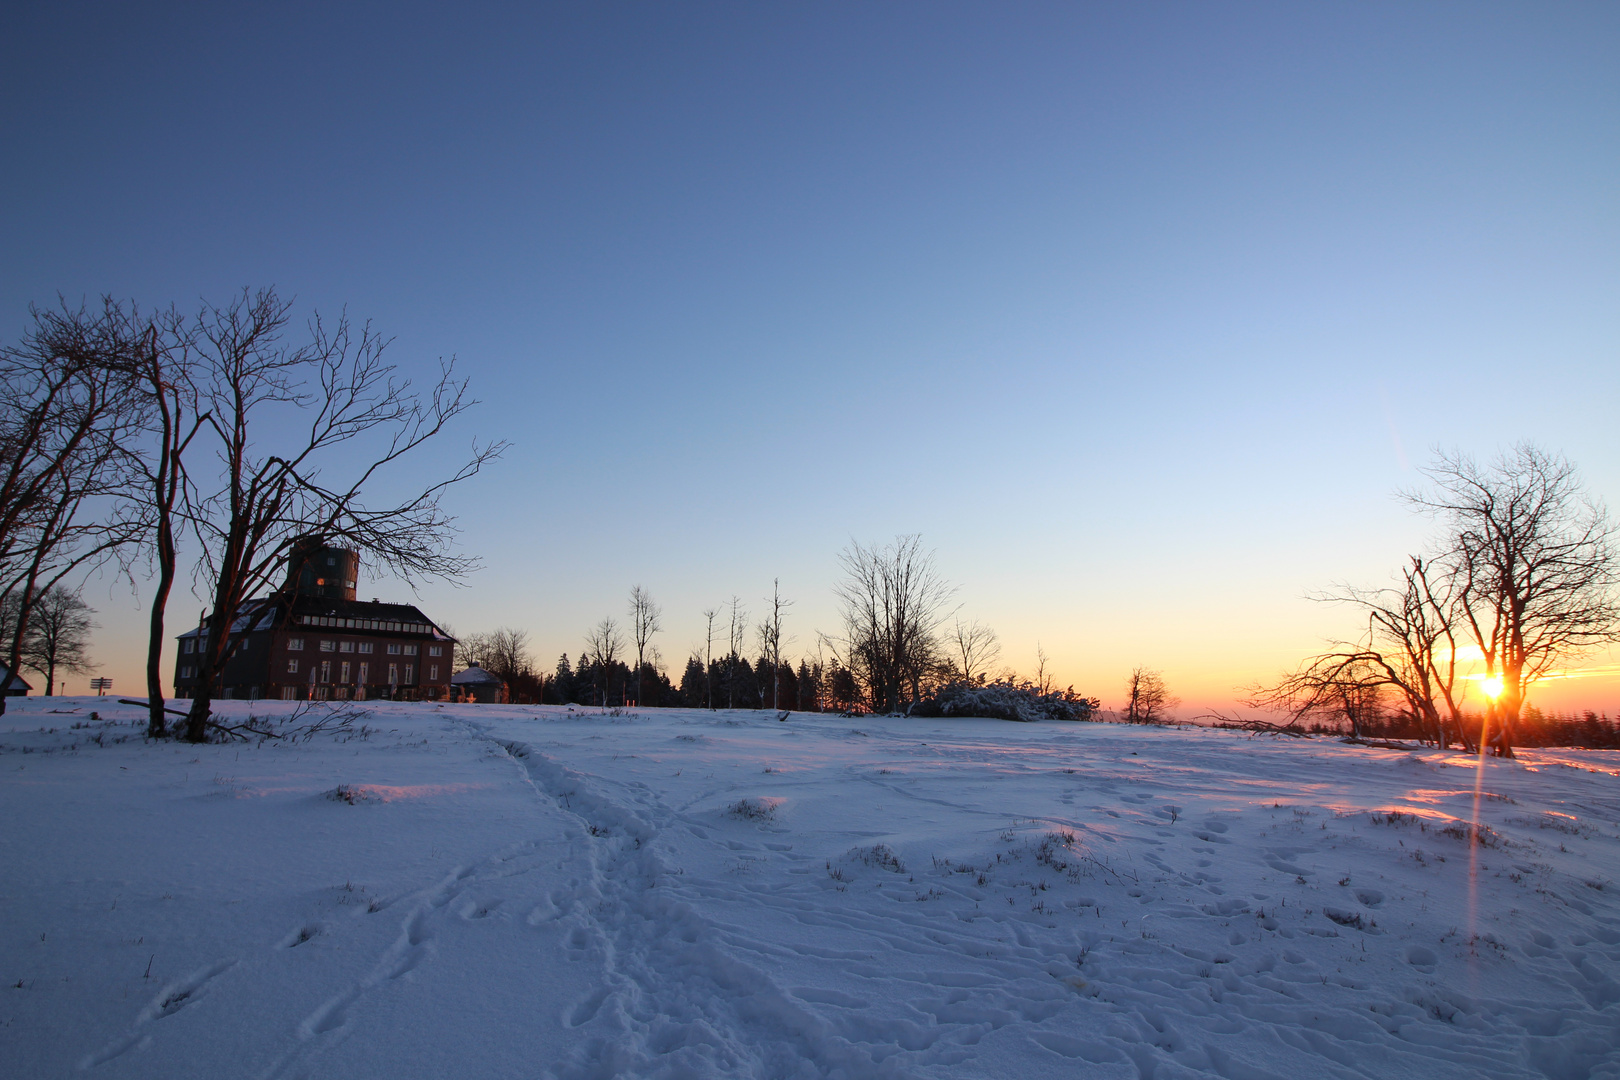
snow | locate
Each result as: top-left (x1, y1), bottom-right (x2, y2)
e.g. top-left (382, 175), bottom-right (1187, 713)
top-left (3, 699), bottom-right (1619, 1079)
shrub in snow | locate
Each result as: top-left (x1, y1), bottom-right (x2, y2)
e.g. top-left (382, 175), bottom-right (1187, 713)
top-left (727, 797), bottom-right (780, 821)
top-left (848, 844), bottom-right (906, 873)
top-left (325, 784), bottom-right (380, 805)
top-left (910, 679), bottom-right (1101, 723)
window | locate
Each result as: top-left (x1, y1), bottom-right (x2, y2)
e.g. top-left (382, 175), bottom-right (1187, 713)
top-left (428, 645), bottom-right (443, 657)
top-left (240, 637), bottom-right (249, 650)
top-left (319, 640), bottom-right (336, 652)
top-left (358, 662), bottom-right (369, 683)
top-left (288, 637), bottom-right (304, 651)
top-left (320, 660), bottom-right (331, 683)
top-left (182, 639), bottom-right (195, 654)
top-left (388, 663), bottom-right (399, 684)
top-left (326, 556), bottom-right (335, 566)
top-left (281, 686), bottom-right (298, 701)
top-left (287, 658), bottom-right (299, 674)
top-left (404, 644), bottom-right (418, 656)
top-left (338, 641), bottom-right (354, 653)
top-left (358, 642), bottom-right (373, 654)
top-left (428, 664), bottom-right (438, 681)
top-left (339, 661), bottom-right (350, 683)
top-left (180, 665), bottom-right (196, 679)
top-left (387, 643), bottom-right (401, 655)
top-left (404, 664), bottom-right (414, 683)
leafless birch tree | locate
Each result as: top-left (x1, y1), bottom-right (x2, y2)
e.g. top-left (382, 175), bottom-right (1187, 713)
top-left (701, 605), bottom-right (719, 709)
top-left (756, 579), bottom-right (791, 710)
top-left (628, 585), bottom-right (661, 707)
top-left (725, 596), bottom-right (747, 708)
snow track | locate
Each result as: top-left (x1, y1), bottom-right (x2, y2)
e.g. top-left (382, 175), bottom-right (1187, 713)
top-left (487, 733), bottom-right (904, 1079)
top-left (465, 709), bottom-right (1620, 1080)
top-left (4, 698), bottom-right (1619, 1079)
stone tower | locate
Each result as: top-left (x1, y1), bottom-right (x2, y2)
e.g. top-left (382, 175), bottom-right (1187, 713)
top-left (284, 536), bottom-right (359, 601)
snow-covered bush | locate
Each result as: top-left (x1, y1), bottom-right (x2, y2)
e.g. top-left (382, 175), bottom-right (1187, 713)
top-left (848, 844), bottom-right (906, 873)
top-left (910, 679), bottom-right (1100, 723)
top-left (727, 797), bottom-right (781, 821)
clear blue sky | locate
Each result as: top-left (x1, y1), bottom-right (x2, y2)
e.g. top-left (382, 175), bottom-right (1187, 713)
top-left (3, 3), bottom-right (1617, 710)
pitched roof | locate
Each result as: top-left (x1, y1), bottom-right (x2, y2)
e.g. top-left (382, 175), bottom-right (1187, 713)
top-left (177, 593), bottom-right (454, 641)
top-left (0, 664), bottom-right (32, 692)
top-left (451, 663), bottom-right (505, 686)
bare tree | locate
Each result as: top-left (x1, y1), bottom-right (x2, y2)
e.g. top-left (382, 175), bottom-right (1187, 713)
top-left (1034, 643), bottom-right (1052, 696)
top-left (833, 535), bottom-right (955, 714)
top-left (1252, 575), bottom-right (1464, 748)
top-left (725, 596), bottom-right (747, 708)
top-left (18, 586), bottom-right (96, 695)
top-left (179, 288), bottom-right (502, 741)
top-left (0, 301), bottom-right (144, 714)
top-left (948, 618), bottom-right (1000, 685)
top-left (1248, 655), bottom-right (1389, 740)
top-left (1121, 667), bottom-right (1179, 724)
top-left (125, 306), bottom-right (209, 737)
top-left (1406, 445), bottom-right (1620, 757)
top-left (584, 616), bottom-right (623, 707)
top-left (454, 629), bottom-right (492, 671)
top-left (462, 626), bottom-right (532, 686)
top-left (627, 585), bottom-right (661, 707)
top-left (701, 605), bottom-right (719, 709)
top-left (1319, 557), bottom-right (1471, 748)
top-left (755, 579), bottom-right (791, 710)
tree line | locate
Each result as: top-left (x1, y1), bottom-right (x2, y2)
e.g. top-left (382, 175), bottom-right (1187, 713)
top-left (0, 290), bottom-right (500, 740)
top-left (457, 538), bottom-right (1113, 718)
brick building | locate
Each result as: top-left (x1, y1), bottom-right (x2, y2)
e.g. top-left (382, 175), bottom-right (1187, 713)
top-left (174, 538), bottom-right (455, 702)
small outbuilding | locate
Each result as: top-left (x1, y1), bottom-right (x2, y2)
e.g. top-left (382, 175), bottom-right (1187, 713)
top-left (0, 664), bottom-right (30, 697)
top-left (450, 662), bottom-right (507, 704)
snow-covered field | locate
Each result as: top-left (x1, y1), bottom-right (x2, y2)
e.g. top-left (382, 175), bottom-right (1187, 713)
top-left (3, 699), bottom-right (1619, 1079)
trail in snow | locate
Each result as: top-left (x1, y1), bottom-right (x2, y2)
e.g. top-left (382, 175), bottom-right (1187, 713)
top-left (2, 698), bottom-right (1618, 1079)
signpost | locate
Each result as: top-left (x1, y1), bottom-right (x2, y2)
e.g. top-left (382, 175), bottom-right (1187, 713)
top-left (90, 678), bottom-right (112, 696)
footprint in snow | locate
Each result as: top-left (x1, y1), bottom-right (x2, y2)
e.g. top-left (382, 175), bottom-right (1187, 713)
top-left (81, 959), bottom-right (239, 1068)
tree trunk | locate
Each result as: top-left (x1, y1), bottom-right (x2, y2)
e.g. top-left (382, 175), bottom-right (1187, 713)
top-left (146, 533), bottom-right (176, 736)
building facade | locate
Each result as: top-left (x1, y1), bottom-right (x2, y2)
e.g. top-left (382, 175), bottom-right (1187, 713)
top-left (174, 538), bottom-right (455, 702)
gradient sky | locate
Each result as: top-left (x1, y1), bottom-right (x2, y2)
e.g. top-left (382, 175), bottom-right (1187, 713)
top-left (3, 2), bottom-right (1617, 714)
